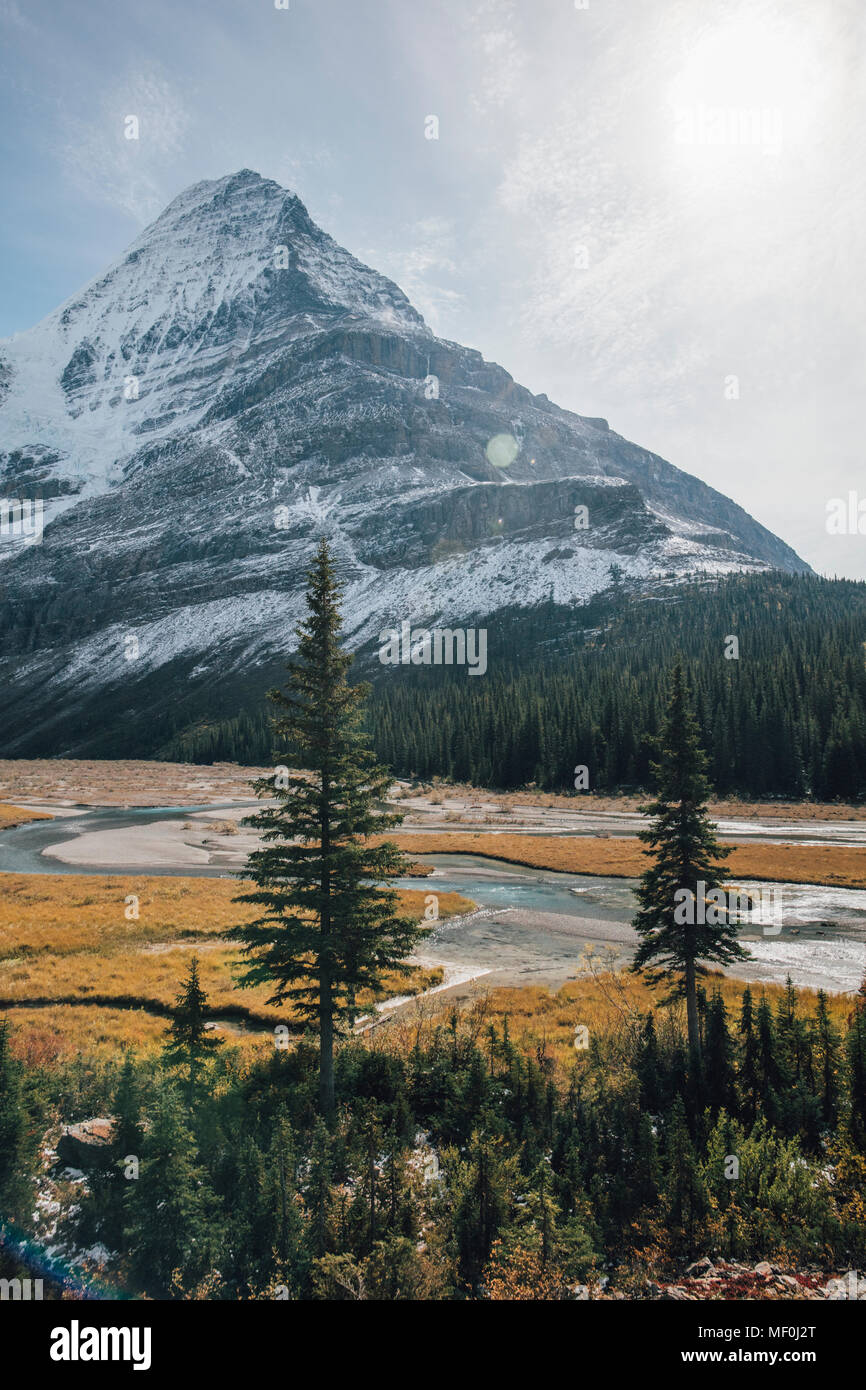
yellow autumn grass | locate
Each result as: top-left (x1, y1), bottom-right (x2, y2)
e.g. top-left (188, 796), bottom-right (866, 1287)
top-left (9, 1005), bottom-right (174, 1064)
top-left (377, 963), bottom-right (858, 1079)
top-left (386, 833), bottom-right (866, 889)
top-left (0, 873), bottom-right (473, 1062)
top-left (0, 803), bottom-right (53, 828)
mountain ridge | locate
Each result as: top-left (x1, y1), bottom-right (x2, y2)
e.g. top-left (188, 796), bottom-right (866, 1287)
top-left (0, 169), bottom-right (809, 755)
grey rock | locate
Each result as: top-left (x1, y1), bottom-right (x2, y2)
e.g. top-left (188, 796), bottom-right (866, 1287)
top-left (0, 170), bottom-right (810, 754)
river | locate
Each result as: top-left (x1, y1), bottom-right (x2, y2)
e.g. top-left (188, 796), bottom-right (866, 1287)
top-left (1, 807), bottom-right (864, 994)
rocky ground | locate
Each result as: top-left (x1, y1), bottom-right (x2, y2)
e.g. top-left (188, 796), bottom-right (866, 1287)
top-left (555, 1258), bottom-right (866, 1300)
top-left (4, 761), bottom-right (866, 833)
top-left (598, 1258), bottom-right (865, 1301)
top-left (0, 759), bottom-right (267, 807)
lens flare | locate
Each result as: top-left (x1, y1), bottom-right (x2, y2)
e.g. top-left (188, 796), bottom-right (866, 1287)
top-left (485, 433), bottom-right (519, 470)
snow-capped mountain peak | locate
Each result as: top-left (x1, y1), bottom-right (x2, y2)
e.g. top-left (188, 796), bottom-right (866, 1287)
top-left (0, 170), bottom-right (808, 755)
top-left (0, 170), bottom-right (425, 507)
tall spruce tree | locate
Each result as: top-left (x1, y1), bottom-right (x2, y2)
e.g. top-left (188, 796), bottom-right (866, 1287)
top-left (737, 987), bottom-right (761, 1125)
top-left (631, 662), bottom-right (748, 1061)
top-left (230, 538), bottom-right (424, 1120)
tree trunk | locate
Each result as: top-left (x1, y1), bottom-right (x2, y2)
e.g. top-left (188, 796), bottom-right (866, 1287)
top-left (319, 987), bottom-right (335, 1122)
top-left (320, 769), bottom-right (335, 1123)
top-left (684, 955), bottom-right (701, 1061)
top-left (277, 1149), bottom-right (288, 1259)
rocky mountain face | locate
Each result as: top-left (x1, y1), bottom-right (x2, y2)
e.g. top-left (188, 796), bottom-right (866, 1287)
top-left (0, 170), bottom-right (808, 755)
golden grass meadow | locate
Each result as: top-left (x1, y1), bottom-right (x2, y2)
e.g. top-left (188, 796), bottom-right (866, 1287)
top-left (0, 873), bottom-right (473, 1063)
top-left (0, 803), bottom-right (52, 829)
top-left (389, 832), bottom-right (866, 889)
top-left (0, 865), bottom-right (854, 1081)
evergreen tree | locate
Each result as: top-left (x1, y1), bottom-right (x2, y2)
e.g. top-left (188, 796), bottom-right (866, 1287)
top-left (632, 1111), bottom-right (662, 1212)
top-left (737, 987), bottom-right (761, 1125)
top-left (230, 538), bottom-right (426, 1120)
top-left (631, 662), bottom-right (748, 1060)
top-left (114, 1050), bottom-right (143, 1158)
top-left (99, 1051), bottom-right (144, 1254)
top-left (124, 1087), bottom-right (218, 1298)
top-left (663, 1094), bottom-right (707, 1254)
top-left (703, 1111), bottom-right (745, 1257)
top-left (225, 1135), bottom-right (270, 1293)
top-left (704, 990), bottom-right (735, 1116)
top-left (162, 956), bottom-right (223, 1103)
top-left (846, 996), bottom-right (866, 1149)
top-left (636, 1012), bottom-right (664, 1113)
top-left (351, 1111), bottom-right (385, 1255)
top-left (166, 572), bottom-right (866, 804)
top-left (496, 1159), bottom-right (595, 1284)
top-left (0, 1020), bottom-right (27, 1225)
top-left (756, 994), bottom-right (785, 1129)
top-left (453, 1132), bottom-right (510, 1286)
top-left (305, 1117), bottom-right (335, 1260)
top-left (264, 1109), bottom-right (307, 1287)
top-left (814, 991), bottom-right (841, 1131)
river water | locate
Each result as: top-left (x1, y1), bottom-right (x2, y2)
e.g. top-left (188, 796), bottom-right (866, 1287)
top-left (0, 805), bottom-right (241, 877)
top-left (1, 809), bottom-right (865, 993)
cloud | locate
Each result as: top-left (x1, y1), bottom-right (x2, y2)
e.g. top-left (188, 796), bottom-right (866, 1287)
top-left (495, 0), bottom-right (859, 414)
top-left (0, 0), bottom-right (38, 35)
top-left (363, 218), bottom-right (464, 331)
top-left (61, 70), bottom-right (190, 224)
top-left (464, 0), bottom-right (526, 116)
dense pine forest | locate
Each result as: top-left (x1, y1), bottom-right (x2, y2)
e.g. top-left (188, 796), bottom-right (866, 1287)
top-left (3, 976), bottom-right (866, 1300)
top-left (163, 572), bottom-right (866, 800)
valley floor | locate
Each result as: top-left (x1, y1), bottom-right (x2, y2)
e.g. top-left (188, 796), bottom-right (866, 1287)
top-left (4, 758), bottom-right (866, 823)
top-left (2, 766), bottom-right (866, 1017)
top-left (1, 766), bottom-right (864, 1308)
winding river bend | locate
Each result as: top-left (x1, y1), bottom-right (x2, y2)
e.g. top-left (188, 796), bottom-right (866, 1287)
top-left (0, 805), bottom-right (244, 877)
top-left (2, 806), bottom-right (865, 995)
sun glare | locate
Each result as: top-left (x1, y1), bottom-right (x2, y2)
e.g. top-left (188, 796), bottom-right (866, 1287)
top-left (668, 11), bottom-right (825, 143)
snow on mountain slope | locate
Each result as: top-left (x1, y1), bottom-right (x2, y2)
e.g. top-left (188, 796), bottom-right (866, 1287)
top-left (0, 170), bottom-right (809, 755)
top-left (0, 170), bottom-right (425, 509)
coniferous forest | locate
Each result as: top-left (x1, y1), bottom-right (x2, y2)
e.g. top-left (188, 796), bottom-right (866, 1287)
top-left (163, 572), bottom-right (866, 801)
top-left (3, 976), bottom-right (866, 1301)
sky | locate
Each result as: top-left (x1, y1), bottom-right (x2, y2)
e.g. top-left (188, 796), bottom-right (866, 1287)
top-left (1, 0), bottom-right (864, 577)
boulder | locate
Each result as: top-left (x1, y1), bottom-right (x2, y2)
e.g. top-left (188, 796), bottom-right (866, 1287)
top-left (56, 1118), bottom-right (115, 1171)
